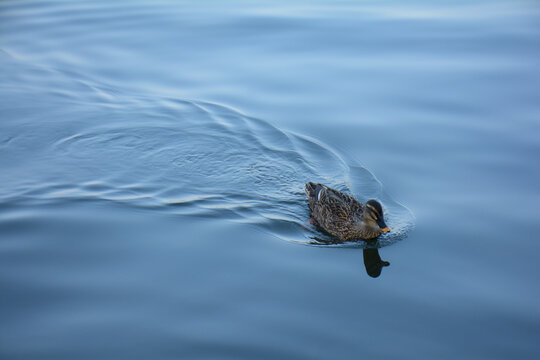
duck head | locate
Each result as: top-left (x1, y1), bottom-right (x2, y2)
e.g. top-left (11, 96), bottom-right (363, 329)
top-left (364, 199), bottom-right (391, 234)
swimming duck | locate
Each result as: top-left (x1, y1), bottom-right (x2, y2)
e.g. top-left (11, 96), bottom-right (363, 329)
top-left (305, 182), bottom-right (390, 241)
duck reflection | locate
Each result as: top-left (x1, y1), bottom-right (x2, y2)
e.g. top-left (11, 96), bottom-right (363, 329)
top-left (309, 236), bottom-right (391, 278)
top-left (363, 246), bottom-right (390, 278)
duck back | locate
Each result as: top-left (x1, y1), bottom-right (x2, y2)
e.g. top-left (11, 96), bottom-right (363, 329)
top-left (305, 182), bottom-right (365, 240)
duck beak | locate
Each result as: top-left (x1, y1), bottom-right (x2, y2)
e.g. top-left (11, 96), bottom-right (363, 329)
top-left (377, 218), bottom-right (390, 232)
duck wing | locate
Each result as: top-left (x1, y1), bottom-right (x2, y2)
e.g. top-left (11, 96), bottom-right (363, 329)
top-left (306, 183), bottom-right (364, 238)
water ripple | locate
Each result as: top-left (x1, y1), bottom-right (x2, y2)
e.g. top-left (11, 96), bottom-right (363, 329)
top-left (0, 51), bottom-right (414, 247)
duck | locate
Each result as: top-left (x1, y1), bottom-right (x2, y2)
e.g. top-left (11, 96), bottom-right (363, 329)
top-left (305, 182), bottom-right (391, 241)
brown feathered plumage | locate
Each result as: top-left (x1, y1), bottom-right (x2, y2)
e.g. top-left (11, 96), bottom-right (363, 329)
top-left (305, 182), bottom-right (390, 241)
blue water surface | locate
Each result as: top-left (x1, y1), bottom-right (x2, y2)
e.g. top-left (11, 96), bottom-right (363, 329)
top-left (1, 1), bottom-right (540, 359)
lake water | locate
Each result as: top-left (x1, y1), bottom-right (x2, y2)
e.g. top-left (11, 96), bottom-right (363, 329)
top-left (1, 1), bottom-right (540, 359)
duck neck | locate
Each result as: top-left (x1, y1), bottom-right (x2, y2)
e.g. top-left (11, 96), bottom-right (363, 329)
top-left (356, 217), bottom-right (380, 239)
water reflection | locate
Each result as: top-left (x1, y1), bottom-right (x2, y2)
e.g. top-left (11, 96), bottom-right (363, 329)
top-left (363, 247), bottom-right (390, 278)
top-left (310, 236), bottom-right (390, 278)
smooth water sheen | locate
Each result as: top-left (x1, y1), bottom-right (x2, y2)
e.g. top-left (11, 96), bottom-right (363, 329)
top-left (1, 1), bottom-right (540, 359)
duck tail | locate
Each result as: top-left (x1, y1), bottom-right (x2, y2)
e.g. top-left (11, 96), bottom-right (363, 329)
top-left (305, 182), bottom-right (324, 199)
top-left (305, 182), bottom-right (317, 197)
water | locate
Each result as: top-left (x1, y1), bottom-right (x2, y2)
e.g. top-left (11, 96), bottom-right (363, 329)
top-left (1, 1), bottom-right (540, 359)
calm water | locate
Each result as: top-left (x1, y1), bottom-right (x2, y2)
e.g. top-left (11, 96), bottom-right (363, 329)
top-left (1, 1), bottom-right (540, 359)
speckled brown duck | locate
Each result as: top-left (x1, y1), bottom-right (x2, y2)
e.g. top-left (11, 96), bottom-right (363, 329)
top-left (305, 182), bottom-right (391, 241)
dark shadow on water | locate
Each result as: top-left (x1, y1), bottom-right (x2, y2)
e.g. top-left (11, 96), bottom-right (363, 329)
top-left (363, 246), bottom-right (390, 278)
top-left (309, 236), bottom-right (390, 278)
